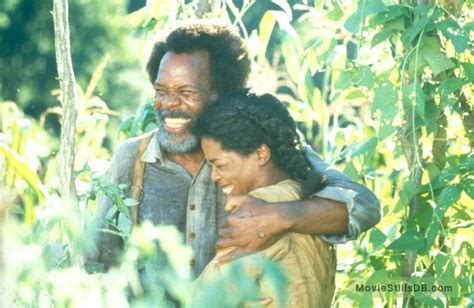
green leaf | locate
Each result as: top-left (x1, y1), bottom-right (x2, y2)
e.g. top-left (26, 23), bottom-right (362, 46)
top-left (281, 39), bottom-right (301, 83)
top-left (459, 242), bottom-right (474, 258)
top-left (410, 37), bottom-right (455, 77)
top-left (334, 71), bottom-right (353, 90)
top-left (369, 256), bottom-right (385, 270)
top-left (367, 269), bottom-right (389, 285)
top-left (434, 253), bottom-right (455, 283)
top-left (369, 227), bottom-right (387, 252)
top-left (419, 37), bottom-right (455, 76)
top-left (355, 66), bottom-right (374, 88)
top-left (344, 11), bottom-right (363, 34)
top-left (258, 11), bottom-right (277, 65)
top-left (402, 82), bottom-right (425, 120)
top-left (378, 124), bottom-right (397, 140)
top-left (460, 177), bottom-right (474, 199)
top-left (343, 162), bottom-right (359, 180)
top-left (409, 202), bottom-right (433, 229)
top-left (435, 186), bottom-right (461, 215)
top-left (370, 5), bottom-right (404, 26)
top-left (395, 180), bottom-right (416, 213)
top-left (436, 18), bottom-right (470, 53)
top-left (372, 83), bottom-right (398, 119)
top-left (372, 83), bottom-right (399, 140)
top-left (439, 78), bottom-right (466, 98)
top-left (351, 136), bottom-right (378, 157)
top-left (424, 99), bottom-right (439, 136)
top-left (344, 0), bottom-right (387, 34)
top-left (327, 3), bottom-right (343, 21)
top-left (412, 5), bottom-right (431, 17)
top-left (461, 62), bottom-right (474, 81)
top-left (371, 29), bottom-right (393, 47)
top-left (306, 48), bottom-right (319, 75)
top-left (422, 186), bottom-right (461, 252)
top-left (383, 16), bottom-right (405, 31)
top-left (124, 198), bottom-right (139, 207)
top-left (364, 0), bottom-right (387, 15)
top-left (401, 17), bottom-right (430, 47)
top-left (424, 51), bottom-right (455, 76)
top-left (388, 230), bottom-right (425, 252)
top-left (271, 10), bottom-right (298, 38)
top-left (0, 144), bottom-right (48, 202)
top-left (114, 196), bottom-right (130, 219)
top-left (343, 88), bottom-right (365, 100)
top-left (335, 131), bottom-right (345, 147)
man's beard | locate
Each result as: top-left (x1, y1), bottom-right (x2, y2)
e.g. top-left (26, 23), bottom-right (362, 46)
top-left (155, 109), bottom-right (200, 154)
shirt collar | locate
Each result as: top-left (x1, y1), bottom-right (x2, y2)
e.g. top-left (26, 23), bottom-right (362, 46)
top-left (140, 130), bottom-right (166, 163)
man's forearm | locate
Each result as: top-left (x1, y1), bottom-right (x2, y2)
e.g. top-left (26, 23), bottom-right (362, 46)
top-left (275, 197), bottom-right (349, 235)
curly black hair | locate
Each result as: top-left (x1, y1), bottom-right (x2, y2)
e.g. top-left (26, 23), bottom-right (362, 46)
top-left (146, 21), bottom-right (251, 96)
top-left (193, 91), bottom-right (326, 197)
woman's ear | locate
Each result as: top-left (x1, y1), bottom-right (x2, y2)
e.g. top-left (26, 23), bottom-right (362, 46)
top-left (255, 144), bottom-right (272, 166)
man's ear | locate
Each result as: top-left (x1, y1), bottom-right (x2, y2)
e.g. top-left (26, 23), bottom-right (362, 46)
top-left (255, 144), bottom-right (271, 166)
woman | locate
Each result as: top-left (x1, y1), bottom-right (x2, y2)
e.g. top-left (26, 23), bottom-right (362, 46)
top-left (193, 91), bottom-right (337, 307)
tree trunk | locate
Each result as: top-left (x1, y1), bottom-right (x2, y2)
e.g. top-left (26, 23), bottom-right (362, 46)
top-left (52, 0), bottom-right (78, 201)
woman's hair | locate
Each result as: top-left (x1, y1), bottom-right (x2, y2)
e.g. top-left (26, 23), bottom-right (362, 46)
top-left (193, 91), bottom-right (325, 197)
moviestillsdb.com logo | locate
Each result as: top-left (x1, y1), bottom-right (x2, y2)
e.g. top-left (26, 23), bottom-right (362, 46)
top-left (355, 282), bottom-right (453, 293)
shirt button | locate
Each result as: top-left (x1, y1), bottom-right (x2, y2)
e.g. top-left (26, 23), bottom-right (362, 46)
top-left (190, 204), bottom-right (196, 210)
top-left (190, 259), bottom-right (196, 267)
top-left (189, 232), bottom-right (196, 239)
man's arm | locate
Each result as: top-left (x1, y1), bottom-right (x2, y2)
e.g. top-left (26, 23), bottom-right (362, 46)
top-left (302, 144), bottom-right (381, 242)
top-left (216, 145), bottom-right (381, 260)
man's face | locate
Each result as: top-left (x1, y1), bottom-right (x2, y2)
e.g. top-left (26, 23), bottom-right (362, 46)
top-left (201, 137), bottom-right (262, 195)
top-left (154, 51), bottom-right (213, 153)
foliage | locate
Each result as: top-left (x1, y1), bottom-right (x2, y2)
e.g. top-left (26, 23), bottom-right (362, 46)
top-left (1, 0), bottom-right (473, 307)
top-left (0, 0), bottom-right (144, 122)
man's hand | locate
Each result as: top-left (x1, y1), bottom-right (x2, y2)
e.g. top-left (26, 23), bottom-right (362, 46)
top-left (216, 195), bottom-right (289, 263)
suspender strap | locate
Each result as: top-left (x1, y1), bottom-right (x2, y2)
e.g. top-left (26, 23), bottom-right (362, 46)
top-left (130, 132), bottom-right (154, 227)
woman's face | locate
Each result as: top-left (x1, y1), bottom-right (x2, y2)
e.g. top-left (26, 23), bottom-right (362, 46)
top-left (201, 137), bottom-right (262, 195)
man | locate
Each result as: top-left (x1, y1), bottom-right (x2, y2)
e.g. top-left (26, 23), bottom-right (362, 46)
top-left (92, 21), bottom-right (381, 276)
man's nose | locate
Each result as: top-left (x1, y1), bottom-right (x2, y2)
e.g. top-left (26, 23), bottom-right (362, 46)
top-left (155, 92), bottom-right (180, 109)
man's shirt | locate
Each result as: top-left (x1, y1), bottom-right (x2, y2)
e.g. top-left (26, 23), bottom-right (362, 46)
top-left (94, 130), bottom-right (381, 276)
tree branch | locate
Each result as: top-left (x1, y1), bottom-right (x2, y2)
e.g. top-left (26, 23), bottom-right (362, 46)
top-left (52, 0), bottom-right (78, 201)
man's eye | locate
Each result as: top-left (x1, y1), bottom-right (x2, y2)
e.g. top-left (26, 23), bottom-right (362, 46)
top-left (155, 89), bottom-right (167, 96)
top-left (179, 90), bottom-right (196, 97)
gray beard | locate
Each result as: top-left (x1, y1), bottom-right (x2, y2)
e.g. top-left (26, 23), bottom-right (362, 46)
top-left (155, 109), bottom-right (200, 154)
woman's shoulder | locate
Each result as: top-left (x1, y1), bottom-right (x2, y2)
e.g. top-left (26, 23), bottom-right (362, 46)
top-left (248, 179), bottom-right (302, 202)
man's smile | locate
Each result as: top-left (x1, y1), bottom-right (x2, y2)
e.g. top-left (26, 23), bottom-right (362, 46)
top-left (163, 117), bottom-right (192, 130)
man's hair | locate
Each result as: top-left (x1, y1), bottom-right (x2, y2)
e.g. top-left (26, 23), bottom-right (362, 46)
top-left (193, 90), bottom-right (325, 197)
top-left (146, 21), bottom-right (251, 96)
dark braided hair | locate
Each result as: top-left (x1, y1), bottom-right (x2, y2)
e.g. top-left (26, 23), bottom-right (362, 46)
top-left (193, 91), bottom-right (326, 197)
top-left (146, 21), bottom-right (251, 96)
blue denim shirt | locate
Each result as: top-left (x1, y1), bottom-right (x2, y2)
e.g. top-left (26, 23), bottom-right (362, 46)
top-left (94, 130), bottom-right (381, 276)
